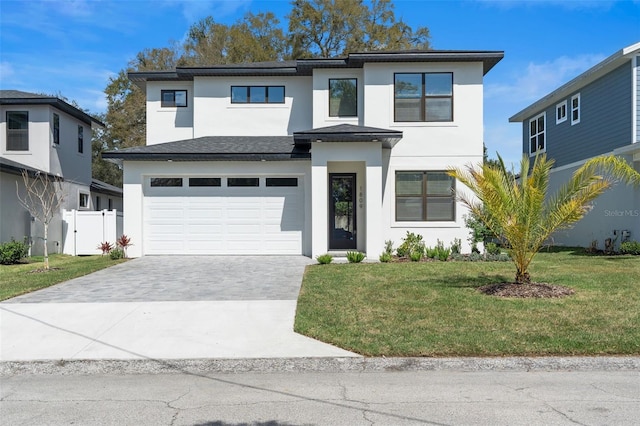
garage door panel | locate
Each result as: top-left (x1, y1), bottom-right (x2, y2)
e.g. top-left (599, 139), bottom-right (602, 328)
top-left (143, 180), bottom-right (303, 255)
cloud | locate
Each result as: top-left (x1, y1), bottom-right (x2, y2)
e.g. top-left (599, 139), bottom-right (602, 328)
top-left (0, 62), bottom-right (14, 80)
top-left (485, 54), bottom-right (605, 104)
top-left (162, 0), bottom-right (253, 23)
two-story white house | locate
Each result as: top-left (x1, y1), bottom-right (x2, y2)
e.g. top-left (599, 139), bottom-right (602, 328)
top-left (104, 50), bottom-right (504, 258)
top-left (0, 90), bottom-right (121, 255)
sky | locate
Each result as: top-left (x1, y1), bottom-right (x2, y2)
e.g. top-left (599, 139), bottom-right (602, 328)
top-left (1, 0), bottom-right (639, 166)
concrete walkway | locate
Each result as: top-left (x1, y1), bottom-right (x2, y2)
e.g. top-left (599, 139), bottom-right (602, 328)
top-left (0, 256), bottom-right (359, 361)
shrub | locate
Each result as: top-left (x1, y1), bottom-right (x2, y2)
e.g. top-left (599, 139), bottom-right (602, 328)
top-left (97, 241), bottom-right (114, 256)
top-left (409, 250), bottom-right (422, 262)
top-left (0, 238), bottom-right (29, 265)
top-left (116, 234), bottom-right (132, 257)
top-left (450, 238), bottom-right (462, 255)
top-left (620, 241), bottom-right (640, 255)
top-left (109, 248), bottom-right (124, 260)
top-left (384, 240), bottom-right (394, 255)
top-left (433, 240), bottom-right (451, 261)
top-left (485, 242), bottom-right (501, 255)
top-left (346, 251), bottom-right (365, 263)
top-left (379, 252), bottom-right (392, 263)
top-left (396, 232), bottom-right (425, 258)
top-left (316, 254), bottom-right (333, 264)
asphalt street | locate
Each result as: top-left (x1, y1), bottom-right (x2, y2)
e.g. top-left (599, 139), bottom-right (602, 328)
top-left (2, 368), bottom-right (639, 425)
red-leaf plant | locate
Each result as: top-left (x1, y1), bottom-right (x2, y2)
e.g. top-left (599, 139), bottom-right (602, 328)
top-left (116, 234), bottom-right (132, 258)
top-left (97, 241), bottom-right (113, 256)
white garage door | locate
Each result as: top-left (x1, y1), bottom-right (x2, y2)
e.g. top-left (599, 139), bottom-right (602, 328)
top-left (143, 177), bottom-right (304, 255)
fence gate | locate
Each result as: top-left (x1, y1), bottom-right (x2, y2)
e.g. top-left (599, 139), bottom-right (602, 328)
top-left (63, 210), bottom-right (123, 255)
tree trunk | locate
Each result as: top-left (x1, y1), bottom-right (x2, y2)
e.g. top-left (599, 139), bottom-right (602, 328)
top-left (43, 223), bottom-right (49, 270)
top-left (515, 269), bottom-right (530, 284)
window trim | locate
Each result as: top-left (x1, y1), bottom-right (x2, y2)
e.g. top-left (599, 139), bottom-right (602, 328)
top-left (555, 100), bottom-right (567, 124)
top-left (394, 72), bottom-right (454, 123)
top-left (571, 93), bottom-right (580, 125)
top-left (529, 112), bottom-right (546, 155)
top-left (230, 86), bottom-right (286, 104)
top-left (328, 78), bottom-right (358, 117)
top-left (53, 113), bottom-right (60, 145)
top-left (78, 192), bottom-right (90, 209)
top-left (6, 111), bottom-right (29, 151)
top-left (395, 171), bottom-right (456, 222)
top-left (161, 90), bottom-right (188, 108)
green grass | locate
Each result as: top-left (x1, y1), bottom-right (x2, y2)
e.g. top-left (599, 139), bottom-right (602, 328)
top-left (295, 249), bottom-right (640, 356)
top-left (0, 254), bottom-right (126, 301)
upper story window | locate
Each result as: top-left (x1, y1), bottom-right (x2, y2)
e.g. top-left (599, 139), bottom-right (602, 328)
top-left (571, 93), bottom-right (580, 125)
top-left (161, 90), bottom-right (187, 107)
top-left (6, 111), bottom-right (29, 151)
top-left (555, 101), bottom-right (567, 124)
top-left (231, 86), bottom-right (285, 104)
top-left (529, 112), bottom-right (545, 155)
top-left (53, 113), bottom-right (60, 144)
top-left (329, 78), bottom-right (357, 117)
top-left (77, 125), bottom-right (84, 153)
top-left (395, 171), bottom-right (455, 222)
top-left (394, 73), bottom-right (453, 122)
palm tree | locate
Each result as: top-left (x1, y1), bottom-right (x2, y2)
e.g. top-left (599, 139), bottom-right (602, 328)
top-left (448, 154), bottom-right (640, 284)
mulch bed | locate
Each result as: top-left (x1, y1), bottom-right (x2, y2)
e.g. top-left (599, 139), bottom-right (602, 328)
top-left (27, 267), bottom-right (62, 274)
top-left (478, 282), bottom-right (575, 298)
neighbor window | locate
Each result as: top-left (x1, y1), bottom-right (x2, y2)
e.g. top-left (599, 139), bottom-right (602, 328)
top-left (529, 112), bottom-right (546, 154)
top-left (108, 198), bottom-right (113, 210)
top-left (150, 177), bottom-right (183, 187)
top-left (571, 93), bottom-right (580, 125)
top-left (555, 101), bottom-right (567, 124)
top-left (161, 90), bottom-right (187, 107)
top-left (329, 78), bottom-right (357, 117)
top-left (77, 126), bottom-right (84, 153)
top-left (53, 113), bottom-right (60, 144)
top-left (266, 177), bottom-right (298, 187)
top-left (395, 171), bottom-right (455, 222)
top-left (6, 111), bottom-right (29, 151)
top-left (394, 73), bottom-right (453, 122)
top-left (95, 196), bottom-right (101, 211)
top-left (79, 193), bottom-right (89, 209)
top-left (231, 86), bottom-right (285, 104)
top-left (228, 177), bottom-right (259, 187)
top-left (189, 177), bottom-right (221, 187)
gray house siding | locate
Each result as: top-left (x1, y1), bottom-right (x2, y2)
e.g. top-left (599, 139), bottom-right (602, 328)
top-left (522, 62), bottom-right (632, 168)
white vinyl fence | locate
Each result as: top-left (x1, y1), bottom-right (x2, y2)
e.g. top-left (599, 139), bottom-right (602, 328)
top-left (63, 210), bottom-right (123, 255)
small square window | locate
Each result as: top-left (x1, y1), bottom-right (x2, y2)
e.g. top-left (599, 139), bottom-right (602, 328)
top-left (150, 177), bottom-right (183, 187)
top-left (79, 193), bottom-right (89, 209)
top-left (228, 177), bottom-right (259, 187)
top-left (161, 90), bottom-right (187, 107)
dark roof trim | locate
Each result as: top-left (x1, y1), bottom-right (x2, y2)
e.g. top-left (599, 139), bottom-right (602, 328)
top-left (103, 153), bottom-right (310, 162)
top-left (0, 157), bottom-right (63, 180)
top-left (90, 179), bottom-right (123, 197)
top-left (128, 49), bottom-right (505, 86)
top-left (0, 91), bottom-right (104, 127)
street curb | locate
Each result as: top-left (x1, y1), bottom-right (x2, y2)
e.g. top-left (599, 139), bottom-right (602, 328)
top-left (2, 356), bottom-right (639, 376)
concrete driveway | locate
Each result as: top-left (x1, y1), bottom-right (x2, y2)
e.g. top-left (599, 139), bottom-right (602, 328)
top-left (0, 256), bottom-right (358, 361)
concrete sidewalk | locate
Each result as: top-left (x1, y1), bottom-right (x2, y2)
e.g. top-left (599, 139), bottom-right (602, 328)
top-left (0, 256), bottom-right (359, 361)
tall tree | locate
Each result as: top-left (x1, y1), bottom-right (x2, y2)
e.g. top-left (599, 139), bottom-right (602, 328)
top-left (449, 154), bottom-right (640, 284)
top-left (288, 0), bottom-right (430, 58)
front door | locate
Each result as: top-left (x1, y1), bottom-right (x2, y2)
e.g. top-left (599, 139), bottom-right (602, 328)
top-left (329, 173), bottom-right (357, 250)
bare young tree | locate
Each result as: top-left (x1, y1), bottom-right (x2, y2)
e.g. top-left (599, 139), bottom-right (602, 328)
top-left (16, 170), bottom-right (65, 270)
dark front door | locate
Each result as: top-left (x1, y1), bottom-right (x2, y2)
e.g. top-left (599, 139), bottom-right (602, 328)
top-left (329, 173), bottom-right (357, 250)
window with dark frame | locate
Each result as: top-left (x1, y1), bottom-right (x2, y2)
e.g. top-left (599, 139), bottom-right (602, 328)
top-left (395, 171), bottom-right (455, 222)
top-left (150, 177), bottom-right (183, 187)
top-left (108, 198), bottom-right (113, 210)
top-left (95, 196), bottom-right (101, 211)
top-left (161, 90), bottom-right (188, 107)
top-left (394, 73), bottom-right (453, 122)
top-left (77, 125), bottom-right (84, 153)
top-left (228, 177), bottom-right (259, 187)
top-left (53, 113), bottom-right (60, 144)
top-left (6, 111), bottom-right (29, 151)
top-left (189, 177), bottom-right (221, 187)
top-left (231, 86), bottom-right (285, 104)
top-left (329, 78), bottom-right (357, 117)
top-left (529, 113), bottom-right (545, 154)
top-left (79, 193), bottom-right (89, 209)
top-left (266, 177), bottom-right (298, 187)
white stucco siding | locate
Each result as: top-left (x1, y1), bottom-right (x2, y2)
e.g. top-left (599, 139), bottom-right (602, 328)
top-left (1, 105), bottom-right (50, 172)
top-left (312, 69), bottom-right (364, 128)
top-left (49, 106), bottom-right (92, 186)
top-left (122, 160), bottom-right (311, 257)
top-left (146, 81), bottom-right (194, 145)
top-left (192, 76), bottom-right (312, 137)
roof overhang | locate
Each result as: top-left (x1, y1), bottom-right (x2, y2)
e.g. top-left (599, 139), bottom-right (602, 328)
top-left (0, 96), bottom-right (104, 127)
top-left (293, 124), bottom-right (403, 149)
top-left (510, 42), bottom-right (640, 122)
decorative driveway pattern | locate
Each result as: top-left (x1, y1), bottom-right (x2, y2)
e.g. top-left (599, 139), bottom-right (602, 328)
top-left (4, 256), bottom-right (314, 303)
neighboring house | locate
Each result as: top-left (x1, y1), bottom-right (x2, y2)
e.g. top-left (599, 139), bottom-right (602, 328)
top-left (104, 50), bottom-right (504, 258)
top-left (509, 42), bottom-right (640, 248)
top-left (0, 90), bottom-right (121, 255)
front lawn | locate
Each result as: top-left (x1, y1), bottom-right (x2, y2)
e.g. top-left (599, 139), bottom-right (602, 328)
top-left (295, 249), bottom-right (640, 356)
top-left (0, 254), bottom-right (125, 301)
